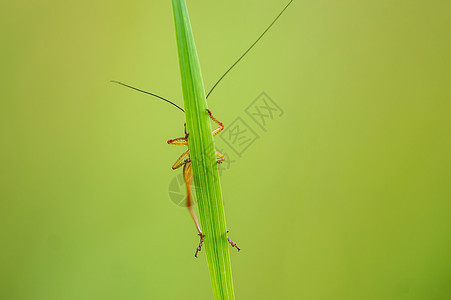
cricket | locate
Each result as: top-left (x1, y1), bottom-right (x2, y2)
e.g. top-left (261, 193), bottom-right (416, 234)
top-left (167, 109), bottom-right (239, 257)
top-left (112, 0), bottom-right (293, 257)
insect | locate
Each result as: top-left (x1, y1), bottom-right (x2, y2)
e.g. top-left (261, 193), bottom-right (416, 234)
top-left (112, 0), bottom-right (293, 257)
top-left (167, 109), bottom-right (239, 257)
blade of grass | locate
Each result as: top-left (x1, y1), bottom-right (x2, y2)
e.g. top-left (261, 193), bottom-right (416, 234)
top-left (171, 1), bottom-right (235, 299)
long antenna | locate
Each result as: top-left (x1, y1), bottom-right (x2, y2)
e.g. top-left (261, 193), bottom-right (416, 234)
top-left (111, 80), bottom-right (184, 112)
top-left (206, 0), bottom-right (294, 99)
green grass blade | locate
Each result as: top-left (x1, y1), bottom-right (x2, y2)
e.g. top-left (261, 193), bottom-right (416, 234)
top-left (171, 1), bottom-right (235, 299)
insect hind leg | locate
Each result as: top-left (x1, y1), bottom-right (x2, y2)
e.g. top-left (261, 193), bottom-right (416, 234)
top-left (183, 163), bottom-right (205, 258)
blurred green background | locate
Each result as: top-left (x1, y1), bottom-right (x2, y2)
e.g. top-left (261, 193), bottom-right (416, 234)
top-left (1, 1), bottom-right (450, 299)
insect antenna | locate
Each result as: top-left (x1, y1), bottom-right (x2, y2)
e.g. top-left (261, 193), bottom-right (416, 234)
top-left (110, 80), bottom-right (185, 113)
top-left (206, 0), bottom-right (294, 99)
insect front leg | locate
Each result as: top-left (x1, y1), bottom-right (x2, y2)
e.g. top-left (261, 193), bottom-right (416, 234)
top-left (167, 136), bottom-right (188, 146)
top-left (207, 109), bottom-right (224, 137)
top-left (167, 124), bottom-right (189, 146)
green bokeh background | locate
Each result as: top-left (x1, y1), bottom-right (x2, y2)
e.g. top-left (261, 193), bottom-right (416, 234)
top-left (1, 1), bottom-right (450, 299)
